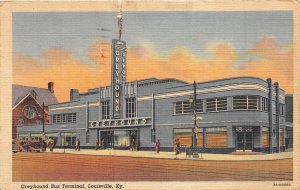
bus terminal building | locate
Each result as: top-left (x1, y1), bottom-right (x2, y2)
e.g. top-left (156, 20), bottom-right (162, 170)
top-left (17, 39), bottom-right (292, 153)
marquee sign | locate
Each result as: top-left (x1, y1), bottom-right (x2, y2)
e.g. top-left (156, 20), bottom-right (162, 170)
top-left (111, 39), bottom-right (127, 118)
top-left (89, 117), bottom-right (151, 128)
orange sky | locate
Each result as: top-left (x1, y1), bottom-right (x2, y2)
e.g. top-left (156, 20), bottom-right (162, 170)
top-left (13, 37), bottom-right (293, 102)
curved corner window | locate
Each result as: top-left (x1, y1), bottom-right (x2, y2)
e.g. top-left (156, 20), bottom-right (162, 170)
top-left (233, 96), bottom-right (258, 110)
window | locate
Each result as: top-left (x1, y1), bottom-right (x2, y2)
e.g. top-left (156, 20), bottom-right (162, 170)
top-left (261, 97), bottom-right (269, 112)
top-left (105, 87), bottom-right (111, 98)
top-left (206, 97), bottom-right (227, 112)
top-left (52, 114), bottom-right (61, 123)
top-left (196, 99), bottom-right (204, 113)
top-left (61, 114), bottom-right (66, 123)
top-left (248, 96), bottom-right (259, 110)
top-left (206, 127), bottom-right (227, 148)
top-left (126, 98), bottom-right (136, 118)
top-left (67, 113), bottom-right (76, 123)
top-left (279, 103), bottom-right (284, 116)
top-left (102, 101), bottom-right (110, 120)
top-left (233, 96), bottom-right (259, 110)
top-left (100, 88), bottom-right (105, 99)
top-left (61, 133), bottom-right (76, 146)
top-left (175, 101), bottom-right (191, 114)
top-left (125, 84), bottom-right (135, 95)
top-left (175, 99), bottom-right (203, 114)
top-left (52, 113), bottom-right (76, 123)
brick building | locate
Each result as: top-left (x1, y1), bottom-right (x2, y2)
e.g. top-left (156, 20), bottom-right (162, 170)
top-left (12, 82), bottom-right (58, 139)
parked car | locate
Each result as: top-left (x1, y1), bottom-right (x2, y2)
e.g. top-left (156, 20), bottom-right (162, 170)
top-left (12, 140), bottom-right (24, 153)
top-left (29, 140), bottom-right (43, 152)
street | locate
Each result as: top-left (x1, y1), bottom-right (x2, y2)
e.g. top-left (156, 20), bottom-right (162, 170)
top-left (13, 152), bottom-right (293, 181)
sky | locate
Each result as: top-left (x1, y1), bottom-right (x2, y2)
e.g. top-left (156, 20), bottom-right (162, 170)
top-left (13, 11), bottom-right (293, 102)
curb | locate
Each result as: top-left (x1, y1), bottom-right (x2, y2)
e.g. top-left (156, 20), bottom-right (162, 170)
top-left (40, 150), bottom-right (293, 161)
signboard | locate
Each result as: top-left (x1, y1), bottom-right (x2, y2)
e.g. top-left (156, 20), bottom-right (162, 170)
top-left (89, 117), bottom-right (151, 128)
top-left (111, 39), bottom-right (127, 118)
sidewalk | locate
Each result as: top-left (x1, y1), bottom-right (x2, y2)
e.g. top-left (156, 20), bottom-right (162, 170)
top-left (44, 148), bottom-right (293, 161)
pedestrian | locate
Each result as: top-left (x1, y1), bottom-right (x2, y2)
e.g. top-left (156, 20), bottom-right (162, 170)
top-left (155, 139), bottom-right (160, 153)
top-left (174, 139), bottom-right (181, 155)
top-left (42, 139), bottom-right (47, 151)
top-left (25, 139), bottom-right (30, 152)
top-left (136, 140), bottom-right (140, 151)
top-left (75, 138), bottom-right (80, 151)
top-left (131, 139), bottom-right (136, 151)
top-left (101, 139), bottom-right (106, 150)
top-left (49, 138), bottom-right (54, 152)
top-left (39, 138), bottom-right (43, 151)
top-left (95, 139), bottom-right (99, 151)
top-left (285, 138), bottom-right (289, 149)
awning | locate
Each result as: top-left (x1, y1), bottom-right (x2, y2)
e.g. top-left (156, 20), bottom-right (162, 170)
top-left (30, 133), bottom-right (42, 137)
top-left (45, 133), bottom-right (59, 137)
top-left (61, 133), bottom-right (76, 136)
top-left (18, 134), bottom-right (28, 137)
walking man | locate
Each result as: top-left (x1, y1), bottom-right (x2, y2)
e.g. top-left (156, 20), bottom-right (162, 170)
top-left (75, 138), bottom-right (80, 151)
top-left (95, 139), bottom-right (99, 151)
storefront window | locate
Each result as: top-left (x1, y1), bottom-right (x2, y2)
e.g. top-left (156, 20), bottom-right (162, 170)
top-left (61, 133), bottom-right (76, 147)
top-left (114, 131), bottom-right (130, 146)
top-left (206, 127), bottom-right (227, 148)
top-left (108, 130), bottom-right (138, 147)
top-left (18, 134), bottom-right (28, 140)
top-left (30, 133), bottom-right (42, 140)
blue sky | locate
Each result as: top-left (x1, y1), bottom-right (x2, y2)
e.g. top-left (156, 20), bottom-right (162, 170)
top-left (13, 11), bottom-right (292, 67)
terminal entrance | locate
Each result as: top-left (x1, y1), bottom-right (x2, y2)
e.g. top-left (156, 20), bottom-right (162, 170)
top-left (236, 132), bottom-right (253, 151)
top-left (235, 127), bottom-right (254, 152)
top-left (100, 131), bottom-right (114, 149)
top-left (100, 130), bottom-right (138, 149)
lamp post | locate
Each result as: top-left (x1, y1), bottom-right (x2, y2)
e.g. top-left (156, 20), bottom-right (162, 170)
top-left (42, 102), bottom-right (45, 133)
top-left (189, 81), bottom-right (197, 149)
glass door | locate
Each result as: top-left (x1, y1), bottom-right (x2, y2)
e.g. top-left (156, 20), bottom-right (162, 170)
top-left (236, 132), bottom-right (253, 151)
top-left (236, 132), bottom-right (244, 150)
top-left (244, 132), bottom-right (253, 150)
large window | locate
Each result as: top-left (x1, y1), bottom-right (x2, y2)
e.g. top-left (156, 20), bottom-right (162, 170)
top-left (206, 127), bottom-right (227, 148)
top-left (52, 113), bottom-right (76, 124)
top-left (233, 96), bottom-right (259, 110)
top-left (174, 99), bottom-right (203, 114)
top-left (102, 101), bottom-right (110, 120)
top-left (206, 97), bottom-right (227, 112)
top-left (61, 133), bottom-right (76, 146)
top-left (126, 97), bottom-right (136, 118)
top-left (261, 97), bottom-right (269, 112)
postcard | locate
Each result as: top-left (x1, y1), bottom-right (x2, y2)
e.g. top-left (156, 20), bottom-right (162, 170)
top-left (0, 1), bottom-right (299, 190)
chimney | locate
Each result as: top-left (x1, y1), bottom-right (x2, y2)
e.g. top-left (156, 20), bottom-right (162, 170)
top-left (48, 82), bottom-right (54, 93)
top-left (70, 89), bottom-right (80, 102)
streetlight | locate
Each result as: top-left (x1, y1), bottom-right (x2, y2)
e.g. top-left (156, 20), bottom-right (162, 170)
top-left (42, 102), bottom-right (45, 133)
top-left (188, 81), bottom-right (197, 149)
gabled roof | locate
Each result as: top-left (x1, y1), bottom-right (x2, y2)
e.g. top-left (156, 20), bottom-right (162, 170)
top-left (12, 84), bottom-right (58, 108)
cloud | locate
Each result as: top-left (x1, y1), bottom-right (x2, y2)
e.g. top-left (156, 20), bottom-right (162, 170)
top-left (244, 36), bottom-right (293, 93)
top-left (13, 37), bottom-right (293, 102)
top-left (13, 49), bottom-right (109, 102)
